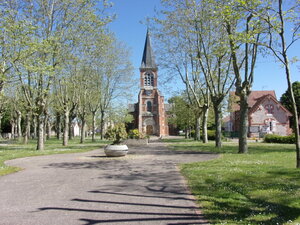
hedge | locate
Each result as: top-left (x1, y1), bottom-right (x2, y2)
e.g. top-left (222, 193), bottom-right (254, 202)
top-left (191, 130), bottom-right (218, 140)
top-left (264, 134), bottom-right (296, 144)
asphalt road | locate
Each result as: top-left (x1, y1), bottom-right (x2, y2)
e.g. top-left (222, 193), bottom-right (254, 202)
top-left (0, 141), bottom-right (218, 225)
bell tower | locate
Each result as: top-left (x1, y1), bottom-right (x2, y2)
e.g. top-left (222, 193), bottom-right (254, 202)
top-left (137, 30), bottom-right (169, 136)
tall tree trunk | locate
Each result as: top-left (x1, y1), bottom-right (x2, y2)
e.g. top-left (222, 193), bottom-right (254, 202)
top-left (202, 106), bottom-right (208, 143)
top-left (24, 112), bottom-right (31, 144)
top-left (33, 115), bottom-right (37, 139)
top-left (43, 112), bottom-right (48, 143)
top-left (100, 110), bottom-right (105, 140)
top-left (214, 104), bottom-right (222, 148)
top-left (281, 53), bottom-right (300, 167)
top-left (0, 114), bottom-right (2, 139)
top-left (195, 114), bottom-right (201, 141)
top-left (69, 113), bottom-right (76, 140)
top-left (277, 4), bottom-right (300, 167)
top-left (69, 118), bottom-right (74, 140)
top-left (185, 126), bottom-right (188, 139)
top-left (238, 93), bottom-right (249, 153)
top-left (69, 110), bottom-right (76, 140)
top-left (11, 120), bottom-right (15, 139)
top-left (80, 116), bottom-right (85, 144)
top-left (92, 112), bottom-right (96, 142)
top-left (17, 110), bottom-right (22, 140)
top-left (46, 120), bottom-right (51, 140)
top-left (56, 113), bottom-right (61, 140)
top-left (32, 116), bottom-right (37, 138)
top-left (37, 115), bottom-right (44, 150)
top-left (63, 110), bottom-right (69, 146)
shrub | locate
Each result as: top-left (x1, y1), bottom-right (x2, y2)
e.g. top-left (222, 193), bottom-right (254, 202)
top-left (191, 130), bottom-right (218, 140)
top-left (128, 129), bottom-right (146, 139)
top-left (190, 130), bottom-right (195, 138)
top-left (104, 123), bottom-right (127, 144)
top-left (264, 134), bottom-right (296, 144)
top-left (207, 130), bottom-right (216, 140)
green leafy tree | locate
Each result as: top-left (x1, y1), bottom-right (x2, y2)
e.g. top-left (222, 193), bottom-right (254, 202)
top-left (97, 37), bottom-right (134, 139)
top-left (0, 1), bottom-right (34, 93)
top-left (152, 0), bottom-right (211, 142)
top-left (6, 0), bottom-right (112, 150)
top-left (168, 95), bottom-right (196, 138)
top-left (255, 0), bottom-right (300, 168)
top-left (214, 0), bottom-right (265, 153)
top-left (179, 0), bottom-right (235, 148)
top-left (236, 0), bottom-right (300, 166)
top-left (280, 81), bottom-right (300, 128)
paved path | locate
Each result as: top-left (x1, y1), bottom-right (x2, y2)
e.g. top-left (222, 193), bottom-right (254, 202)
top-left (0, 141), bottom-right (218, 225)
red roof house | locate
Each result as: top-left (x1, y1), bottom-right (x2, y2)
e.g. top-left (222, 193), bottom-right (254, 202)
top-left (227, 91), bottom-right (292, 137)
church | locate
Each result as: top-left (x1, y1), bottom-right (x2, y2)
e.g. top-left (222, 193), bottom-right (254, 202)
top-left (128, 30), bottom-right (169, 136)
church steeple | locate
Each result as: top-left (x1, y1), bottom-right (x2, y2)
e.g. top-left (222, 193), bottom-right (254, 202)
top-left (140, 29), bottom-right (157, 69)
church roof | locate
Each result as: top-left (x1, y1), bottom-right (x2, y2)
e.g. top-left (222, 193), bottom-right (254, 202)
top-left (140, 29), bottom-right (157, 69)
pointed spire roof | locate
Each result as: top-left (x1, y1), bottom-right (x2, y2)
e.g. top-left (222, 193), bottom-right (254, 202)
top-left (141, 29), bottom-right (157, 69)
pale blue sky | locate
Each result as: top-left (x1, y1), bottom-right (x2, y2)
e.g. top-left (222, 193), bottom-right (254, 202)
top-left (108, 0), bottom-right (299, 101)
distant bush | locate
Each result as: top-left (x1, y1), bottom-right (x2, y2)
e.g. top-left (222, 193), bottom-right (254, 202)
top-left (207, 130), bottom-right (216, 140)
top-left (264, 134), bottom-right (296, 144)
top-left (128, 129), bottom-right (146, 139)
top-left (191, 130), bottom-right (217, 140)
top-left (190, 130), bottom-right (195, 138)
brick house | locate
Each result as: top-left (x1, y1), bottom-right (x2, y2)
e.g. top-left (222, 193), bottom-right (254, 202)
top-left (227, 90), bottom-right (292, 137)
top-left (128, 30), bottom-right (169, 136)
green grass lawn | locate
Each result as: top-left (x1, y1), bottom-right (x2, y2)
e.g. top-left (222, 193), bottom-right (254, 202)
top-left (165, 139), bottom-right (300, 225)
top-left (0, 137), bottom-right (110, 176)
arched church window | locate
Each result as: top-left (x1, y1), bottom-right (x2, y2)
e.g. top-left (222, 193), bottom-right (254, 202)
top-left (144, 73), bottom-right (154, 86)
top-left (147, 101), bottom-right (152, 112)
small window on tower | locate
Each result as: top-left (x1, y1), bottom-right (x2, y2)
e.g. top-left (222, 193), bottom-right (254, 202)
top-left (147, 101), bottom-right (152, 112)
top-left (144, 73), bottom-right (154, 86)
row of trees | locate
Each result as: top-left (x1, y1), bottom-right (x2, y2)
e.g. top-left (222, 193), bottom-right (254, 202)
top-left (152, 0), bottom-right (300, 167)
top-left (0, 0), bottom-right (134, 150)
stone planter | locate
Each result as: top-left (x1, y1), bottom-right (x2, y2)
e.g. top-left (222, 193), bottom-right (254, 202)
top-left (104, 144), bottom-right (128, 157)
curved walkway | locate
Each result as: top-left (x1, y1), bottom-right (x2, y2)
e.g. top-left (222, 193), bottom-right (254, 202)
top-left (0, 141), bottom-right (218, 225)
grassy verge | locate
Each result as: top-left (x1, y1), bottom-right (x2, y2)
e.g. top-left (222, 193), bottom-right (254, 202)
top-left (0, 138), bottom-right (110, 176)
top-left (165, 139), bottom-right (300, 225)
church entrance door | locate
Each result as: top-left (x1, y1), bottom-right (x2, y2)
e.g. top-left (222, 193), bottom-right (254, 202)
top-left (146, 125), bottom-right (153, 135)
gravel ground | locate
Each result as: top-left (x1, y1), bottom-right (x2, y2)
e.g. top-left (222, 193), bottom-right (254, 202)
top-left (0, 140), bottom-right (218, 225)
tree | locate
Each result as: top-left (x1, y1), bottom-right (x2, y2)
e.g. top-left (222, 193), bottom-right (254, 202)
top-left (214, 0), bottom-right (265, 153)
top-left (5, 0), bottom-right (112, 150)
top-left (0, 1), bottom-right (33, 93)
top-left (76, 65), bottom-right (92, 144)
top-left (259, 0), bottom-right (300, 168)
top-left (53, 67), bottom-right (79, 146)
top-left (0, 94), bottom-right (7, 138)
top-left (280, 81), bottom-right (300, 122)
top-left (152, 0), bottom-right (211, 143)
top-left (168, 95), bottom-right (196, 138)
top-left (97, 37), bottom-right (134, 140)
top-left (183, 0), bottom-right (235, 148)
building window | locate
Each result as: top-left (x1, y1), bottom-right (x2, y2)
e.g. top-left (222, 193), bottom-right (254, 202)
top-left (265, 104), bottom-right (274, 114)
top-left (144, 73), bottom-right (154, 86)
top-left (269, 121), bottom-right (273, 131)
top-left (147, 101), bottom-right (152, 112)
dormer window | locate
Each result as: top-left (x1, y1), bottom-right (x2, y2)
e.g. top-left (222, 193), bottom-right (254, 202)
top-left (144, 73), bottom-right (154, 86)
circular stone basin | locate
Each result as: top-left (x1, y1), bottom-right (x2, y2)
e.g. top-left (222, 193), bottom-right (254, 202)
top-left (104, 144), bottom-right (128, 157)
